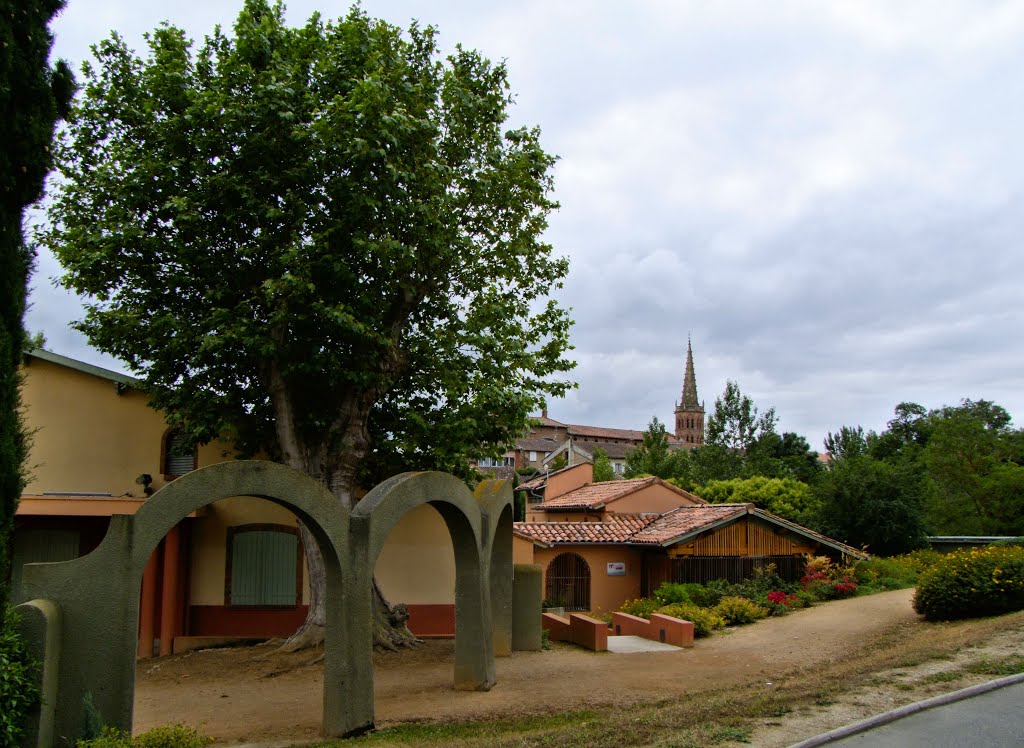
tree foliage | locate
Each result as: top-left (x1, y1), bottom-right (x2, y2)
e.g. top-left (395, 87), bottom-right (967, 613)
top-left (624, 417), bottom-right (688, 479)
top-left (1, 0), bottom-right (73, 610)
top-left (696, 476), bottom-right (820, 527)
top-left (814, 454), bottom-right (929, 556)
top-left (591, 447), bottom-right (615, 482)
top-left (705, 379), bottom-right (777, 451)
top-left (47, 0), bottom-right (573, 646)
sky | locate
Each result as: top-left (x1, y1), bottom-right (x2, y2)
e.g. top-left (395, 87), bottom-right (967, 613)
top-left (27, 0), bottom-right (1024, 451)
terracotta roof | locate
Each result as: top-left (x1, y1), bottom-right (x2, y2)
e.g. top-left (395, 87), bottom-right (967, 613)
top-left (514, 514), bottom-right (659, 545)
top-left (513, 503), bottom-right (868, 559)
top-left (630, 504), bottom-right (748, 544)
top-left (534, 476), bottom-right (705, 510)
top-left (531, 415), bottom-right (567, 427)
top-left (567, 424), bottom-right (645, 441)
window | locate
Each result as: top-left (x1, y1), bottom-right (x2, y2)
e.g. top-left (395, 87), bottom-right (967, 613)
top-left (613, 462), bottom-right (625, 474)
top-left (226, 525), bottom-right (301, 607)
top-left (477, 456), bottom-right (514, 467)
top-left (10, 528), bottom-right (81, 600)
top-left (163, 430), bottom-right (197, 477)
top-left (529, 451), bottom-right (538, 462)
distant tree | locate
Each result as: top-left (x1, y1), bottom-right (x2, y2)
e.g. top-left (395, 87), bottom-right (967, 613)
top-left (625, 417), bottom-right (688, 479)
top-left (705, 380), bottom-right (777, 452)
top-left (46, 1), bottom-right (573, 649)
top-left (924, 399), bottom-right (1024, 535)
top-left (696, 476), bottom-right (820, 527)
top-left (823, 425), bottom-right (868, 461)
top-left (0, 0), bottom-right (73, 609)
top-left (814, 455), bottom-right (928, 555)
top-left (747, 431), bottom-right (821, 483)
top-left (591, 448), bottom-right (615, 482)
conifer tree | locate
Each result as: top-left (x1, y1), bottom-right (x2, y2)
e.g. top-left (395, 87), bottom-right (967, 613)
top-left (0, 0), bottom-right (73, 608)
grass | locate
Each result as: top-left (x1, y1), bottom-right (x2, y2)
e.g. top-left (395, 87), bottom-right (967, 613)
top-left (306, 611), bottom-right (1024, 748)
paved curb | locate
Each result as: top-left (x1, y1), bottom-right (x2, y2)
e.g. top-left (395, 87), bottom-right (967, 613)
top-left (789, 672), bottom-right (1024, 747)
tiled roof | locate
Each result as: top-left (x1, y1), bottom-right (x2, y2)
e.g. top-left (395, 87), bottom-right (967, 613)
top-left (516, 437), bottom-right (561, 452)
top-left (534, 476), bottom-right (704, 510)
top-left (535, 477), bottom-right (657, 509)
top-left (513, 503), bottom-right (868, 559)
top-left (514, 514), bottom-right (659, 545)
top-left (567, 424), bottom-right (645, 441)
top-left (574, 440), bottom-right (632, 459)
top-left (532, 415), bottom-right (567, 427)
top-left (630, 504), bottom-right (748, 544)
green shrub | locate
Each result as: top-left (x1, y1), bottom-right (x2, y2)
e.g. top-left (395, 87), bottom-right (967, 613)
top-left (990, 537), bottom-right (1024, 548)
top-left (690, 579), bottom-right (734, 608)
top-left (0, 606), bottom-right (40, 748)
top-left (914, 546), bottom-right (1024, 621)
top-left (653, 582), bottom-right (700, 606)
top-left (656, 603), bottom-right (725, 638)
top-left (618, 597), bottom-right (660, 619)
top-left (713, 596), bottom-right (768, 625)
top-left (79, 724), bottom-right (212, 748)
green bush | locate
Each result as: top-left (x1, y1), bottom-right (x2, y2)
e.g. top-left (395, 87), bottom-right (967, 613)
top-left (990, 537), bottom-right (1024, 548)
top-left (618, 597), bottom-right (660, 619)
top-left (689, 579), bottom-right (734, 608)
top-left (0, 606), bottom-right (40, 748)
top-left (653, 582), bottom-right (712, 606)
top-left (854, 554), bottom-right (928, 592)
top-left (713, 596), bottom-right (768, 625)
top-left (914, 546), bottom-right (1024, 621)
top-left (79, 724), bottom-right (212, 748)
top-left (656, 603), bottom-right (725, 638)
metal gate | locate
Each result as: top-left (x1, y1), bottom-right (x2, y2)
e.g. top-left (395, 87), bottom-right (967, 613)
top-left (546, 552), bottom-right (591, 611)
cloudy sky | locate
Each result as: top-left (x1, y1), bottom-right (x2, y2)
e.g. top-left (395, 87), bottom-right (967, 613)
top-left (28, 0), bottom-right (1024, 450)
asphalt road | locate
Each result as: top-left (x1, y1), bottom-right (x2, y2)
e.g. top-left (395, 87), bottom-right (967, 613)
top-left (794, 676), bottom-right (1024, 748)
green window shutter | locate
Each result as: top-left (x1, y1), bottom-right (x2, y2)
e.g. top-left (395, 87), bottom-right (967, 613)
top-left (230, 529), bottom-right (298, 606)
top-left (11, 529), bottom-right (81, 601)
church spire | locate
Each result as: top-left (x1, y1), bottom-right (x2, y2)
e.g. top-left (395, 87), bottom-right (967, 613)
top-left (681, 335), bottom-right (699, 409)
top-left (674, 336), bottom-right (704, 446)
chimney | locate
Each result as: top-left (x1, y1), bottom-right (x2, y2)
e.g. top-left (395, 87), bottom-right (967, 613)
top-left (542, 408), bottom-right (548, 419)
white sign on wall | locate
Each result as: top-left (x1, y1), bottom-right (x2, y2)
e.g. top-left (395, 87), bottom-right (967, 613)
top-left (607, 562), bottom-right (626, 576)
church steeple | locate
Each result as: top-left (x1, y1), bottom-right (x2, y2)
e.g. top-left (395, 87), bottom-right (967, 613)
top-left (674, 336), bottom-right (705, 447)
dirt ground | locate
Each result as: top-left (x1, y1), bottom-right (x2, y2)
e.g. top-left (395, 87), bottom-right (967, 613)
top-left (135, 589), bottom-right (964, 745)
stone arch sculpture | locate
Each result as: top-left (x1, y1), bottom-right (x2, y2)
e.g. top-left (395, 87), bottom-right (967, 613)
top-left (16, 461), bottom-right (513, 745)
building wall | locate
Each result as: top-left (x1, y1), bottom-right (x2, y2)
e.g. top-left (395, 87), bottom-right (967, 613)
top-left (18, 354), bottom-right (465, 642)
top-left (668, 517), bottom-right (818, 557)
top-left (606, 484), bottom-right (701, 515)
top-left (533, 545), bottom-right (644, 615)
top-left (544, 463), bottom-right (592, 500)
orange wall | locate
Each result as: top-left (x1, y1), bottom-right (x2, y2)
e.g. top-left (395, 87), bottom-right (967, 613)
top-left (513, 535), bottom-right (535, 565)
top-left (607, 483), bottom-right (700, 514)
top-left (374, 504), bottom-right (456, 604)
top-left (545, 463), bottom-right (592, 500)
top-left (524, 509), bottom-right (603, 523)
top-left (21, 356), bottom-right (236, 497)
top-left (533, 545), bottom-right (644, 615)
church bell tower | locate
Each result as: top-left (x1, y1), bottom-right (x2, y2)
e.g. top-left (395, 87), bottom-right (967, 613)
top-left (674, 337), bottom-right (705, 446)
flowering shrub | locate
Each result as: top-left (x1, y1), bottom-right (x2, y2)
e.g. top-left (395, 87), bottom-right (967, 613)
top-left (657, 603), bottom-right (725, 638)
top-left (767, 590), bottom-right (798, 606)
top-left (801, 556), bottom-right (858, 599)
top-left (913, 546), bottom-right (1024, 621)
top-left (618, 597), bottom-right (660, 619)
top-left (713, 596), bottom-right (768, 625)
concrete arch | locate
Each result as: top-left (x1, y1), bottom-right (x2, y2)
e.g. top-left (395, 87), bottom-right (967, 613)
top-left (18, 463), bottom-right (515, 745)
top-left (350, 472), bottom-right (503, 693)
top-left (18, 461), bottom-right (367, 742)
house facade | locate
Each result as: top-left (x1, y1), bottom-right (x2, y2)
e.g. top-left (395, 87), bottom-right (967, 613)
top-left (513, 463), bottom-right (865, 614)
top-left (11, 349), bottom-right (461, 656)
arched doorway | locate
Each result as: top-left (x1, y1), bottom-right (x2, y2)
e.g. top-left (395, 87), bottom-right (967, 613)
top-left (546, 552), bottom-right (590, 611)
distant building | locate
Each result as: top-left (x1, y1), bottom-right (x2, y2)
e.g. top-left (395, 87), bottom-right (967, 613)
top-left (474, 340), bottom-right (706, 477)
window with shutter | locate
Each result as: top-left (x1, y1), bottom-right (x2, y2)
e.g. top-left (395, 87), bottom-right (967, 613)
top-left (227, 525), bottom-right (300, 607)
top-left (163, 430), bottom-right (197, 477)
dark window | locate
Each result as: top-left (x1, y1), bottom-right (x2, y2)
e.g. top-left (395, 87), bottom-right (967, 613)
top-left (163, 430), bottom-right (197, 477)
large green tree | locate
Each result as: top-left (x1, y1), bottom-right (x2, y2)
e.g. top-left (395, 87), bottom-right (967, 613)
top-left (697, 476), bottom-right (820, 527)
top-left (46, 1), bottom-right (573, 649)
top-left (624, 417), bottom-right (688, 479)
top-left (924, 400), bottom-right (1024, 535)
top-left (705, 379), bottom-right (777, 451)
top-left (1, 0), bottom-right (73, 610)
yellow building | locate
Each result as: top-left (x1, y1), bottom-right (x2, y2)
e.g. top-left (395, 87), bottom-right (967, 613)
top-left (12, 349), bottom-right (459, 656)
